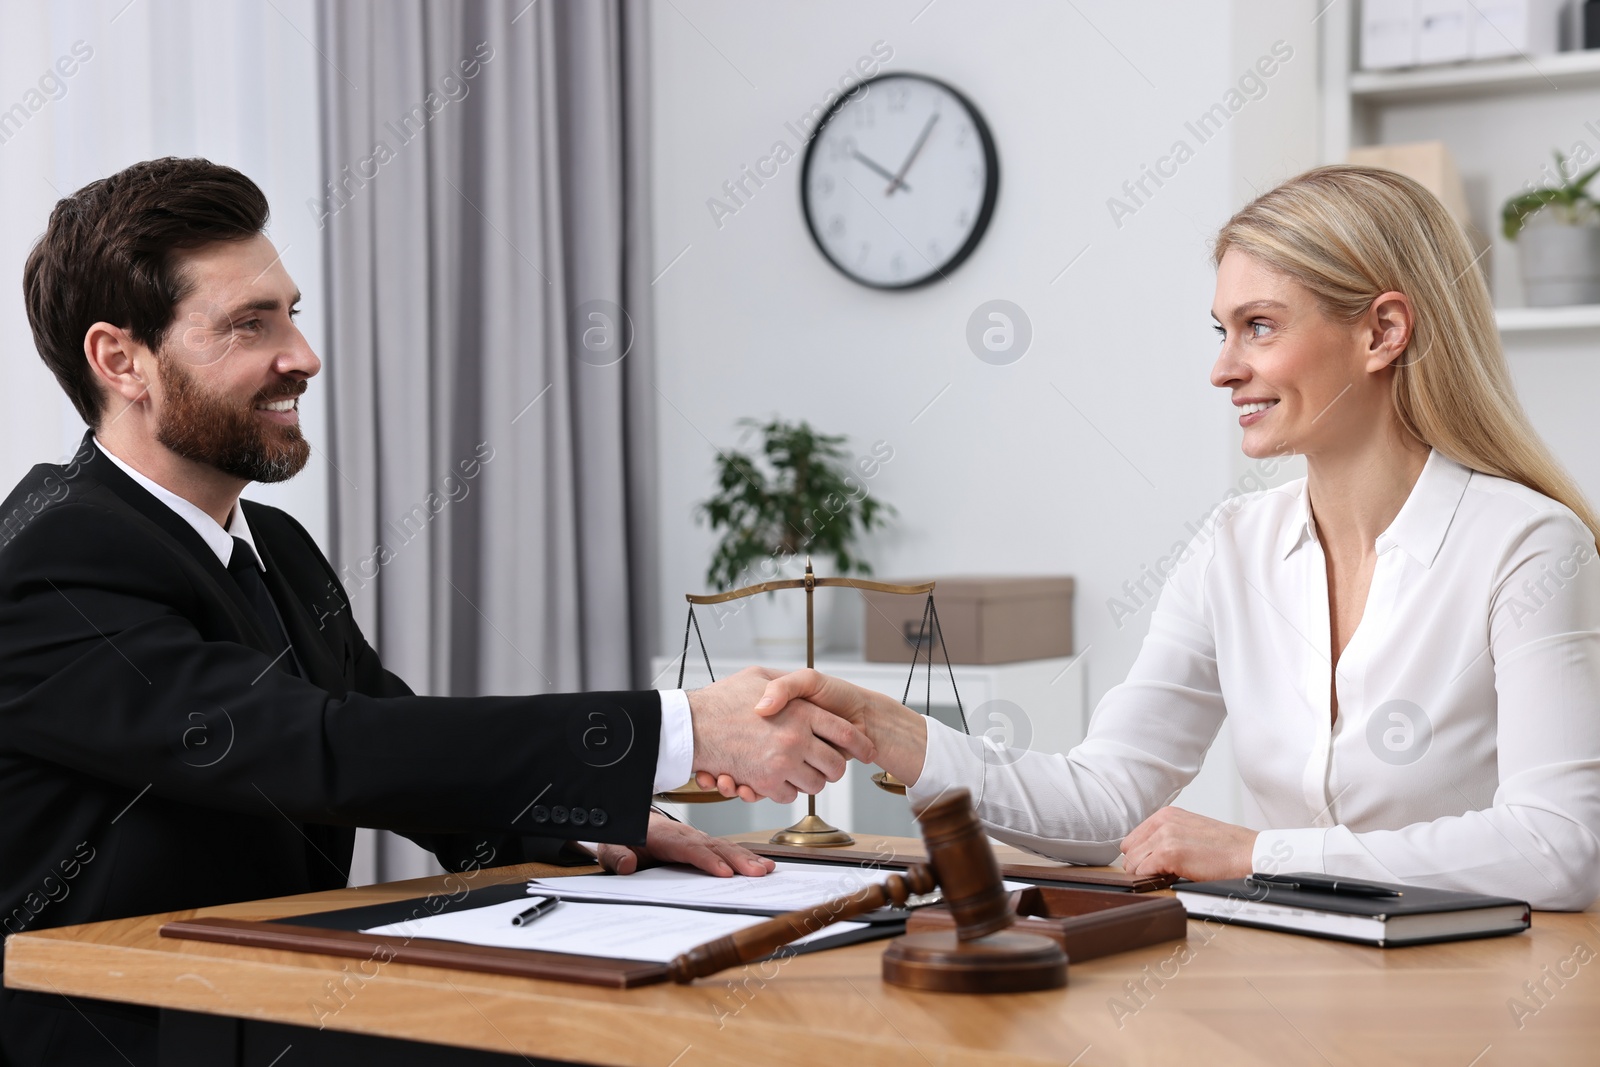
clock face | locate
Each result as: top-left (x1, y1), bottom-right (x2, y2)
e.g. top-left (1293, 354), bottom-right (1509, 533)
top-left (801, 73), bottom-right (998, 290)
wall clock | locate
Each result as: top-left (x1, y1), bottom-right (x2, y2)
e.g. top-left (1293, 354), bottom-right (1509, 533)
top-left (801, 72), bottom-right (999, 290)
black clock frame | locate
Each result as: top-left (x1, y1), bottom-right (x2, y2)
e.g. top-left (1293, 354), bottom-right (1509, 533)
top-left (799, 72), bottom-right (1000, 291)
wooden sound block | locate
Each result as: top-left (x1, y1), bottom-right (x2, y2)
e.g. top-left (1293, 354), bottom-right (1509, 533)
top-left (906, 886), bottom-right (1187, 963)
top-left (881, 930), bottom-right (1067, 993)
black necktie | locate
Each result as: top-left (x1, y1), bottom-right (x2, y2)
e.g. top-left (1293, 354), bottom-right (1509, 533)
top-left (227, 537), bottom-right (300, 677)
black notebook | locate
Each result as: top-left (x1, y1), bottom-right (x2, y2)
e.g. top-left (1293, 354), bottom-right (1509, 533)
top-left (1175, 873), bottom-right (1530, 947)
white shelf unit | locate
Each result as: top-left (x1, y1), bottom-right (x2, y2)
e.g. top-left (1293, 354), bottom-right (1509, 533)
top-left (648, 651), bottom-right (1087, 840)
top-left (1349, 48), bottom-right (1600, 103)
top-left (1322, 8), bottom-right (1600, 328)
top-left (1496, 304), bottom-right (1600, 333)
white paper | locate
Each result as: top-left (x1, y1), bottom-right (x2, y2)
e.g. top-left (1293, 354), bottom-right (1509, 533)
top-left (362, 898), bottom-right (865, 964)
top-left (526, 861), bottom-right (1029, 914)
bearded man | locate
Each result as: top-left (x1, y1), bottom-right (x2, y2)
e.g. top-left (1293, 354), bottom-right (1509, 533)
top-left (0, 157), bottom-right (866, 1065)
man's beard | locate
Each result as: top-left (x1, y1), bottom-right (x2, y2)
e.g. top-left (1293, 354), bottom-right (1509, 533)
top-left (153, 355), bottom-right (311, 484)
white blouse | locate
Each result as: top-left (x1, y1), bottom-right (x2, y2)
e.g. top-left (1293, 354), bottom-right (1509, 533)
top-left (908, 448), bottom-right (1600, 909)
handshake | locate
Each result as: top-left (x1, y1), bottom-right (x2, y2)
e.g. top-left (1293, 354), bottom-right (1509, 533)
top-left (684, 666), bottom-right (926, 804)
top-left (598, 667), bottom-right (929, 877)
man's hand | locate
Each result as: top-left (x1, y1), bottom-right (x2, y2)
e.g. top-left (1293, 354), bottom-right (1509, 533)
top-left (1120, 806), bottom-right (1257, 881)
top-left (595, 811), bottom-right (776, 877)
top-left (688, 666), bottom-right (876, 804)
top-left (695, 669), bottom-right (927, 800)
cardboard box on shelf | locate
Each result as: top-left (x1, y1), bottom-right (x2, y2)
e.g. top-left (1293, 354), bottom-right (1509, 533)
top-left (1360, 0), bottom-right (1563, 70)
top-left (1362, 0), bottom-right (1419, 70)
top-left (1346, 140), bottom-right (1492, 281)
top-left (1417, 0), bottom-right (1472, 66)
top-left (863, 576), bottom-right (1073, 665)
top-left (1468, 0), bottom-right (1562, 60)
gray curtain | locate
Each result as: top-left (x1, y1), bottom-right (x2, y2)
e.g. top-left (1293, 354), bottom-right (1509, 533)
top-left (316, 0), bottom-right (659, 882)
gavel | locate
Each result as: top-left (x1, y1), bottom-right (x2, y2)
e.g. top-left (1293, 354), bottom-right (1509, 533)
top-left (668, 788), bottom-right (1068, 993)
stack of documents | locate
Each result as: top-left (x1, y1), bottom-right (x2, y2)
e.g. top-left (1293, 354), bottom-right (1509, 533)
top-left (524, 861), bottom-right (924, 915)
top-left (364, 898), bottom-right (862, 964)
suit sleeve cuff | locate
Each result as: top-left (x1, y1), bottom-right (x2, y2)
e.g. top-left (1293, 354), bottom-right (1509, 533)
top-left (1253, 828), bottom-right (1327, 875)
top-left (653, 689), bottom-right (693, 794)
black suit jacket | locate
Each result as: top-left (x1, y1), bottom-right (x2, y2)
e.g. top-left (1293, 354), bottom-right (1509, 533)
top-left (0, 432), bottom-right (661, 1063)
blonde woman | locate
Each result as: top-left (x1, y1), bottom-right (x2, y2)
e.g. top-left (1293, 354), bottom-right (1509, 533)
top-left (713, 165), bottom-right (1600, 910)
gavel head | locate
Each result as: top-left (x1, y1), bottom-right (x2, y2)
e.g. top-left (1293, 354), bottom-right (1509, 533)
top-left (913, 788), bottom-right (1013, 941)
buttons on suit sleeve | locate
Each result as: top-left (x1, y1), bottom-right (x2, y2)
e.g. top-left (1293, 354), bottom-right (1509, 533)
top-left (527, 803), bottom-right (607, 830)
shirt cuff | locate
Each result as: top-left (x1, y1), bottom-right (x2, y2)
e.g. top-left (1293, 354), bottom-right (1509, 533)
top-left (1253, 827), bottom-right (1328, 875)
top-left (653, 689), bottom-right (693, 794)
top-left (905, 716), bottom-right (984, 807)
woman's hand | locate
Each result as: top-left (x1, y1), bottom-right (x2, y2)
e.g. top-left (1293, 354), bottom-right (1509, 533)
top-left (595, 811), bottom-right (776, 877)
top-left (1120, 806), bottom-right (1258, 881)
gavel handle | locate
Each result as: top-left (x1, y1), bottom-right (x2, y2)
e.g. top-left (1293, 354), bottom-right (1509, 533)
top-left (667, 863), bottom-right (937, 983)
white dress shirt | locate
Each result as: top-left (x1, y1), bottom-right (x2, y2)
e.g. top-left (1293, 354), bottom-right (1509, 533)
top-left (95, 437), bottom-right (266, 571)
top-left (92, 438), bottom-right (693, 793)
top-left (909, 448), bottom-right (1600, 909)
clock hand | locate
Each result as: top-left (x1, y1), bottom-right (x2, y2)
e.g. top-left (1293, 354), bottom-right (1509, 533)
top-left (851, 149), bottom-right (911, 192)
top-left (886, 112), bottom-right (939, 196)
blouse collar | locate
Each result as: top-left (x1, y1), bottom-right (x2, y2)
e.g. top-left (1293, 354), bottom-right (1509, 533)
top-left (1279, 447), bottom-right (1473, 568)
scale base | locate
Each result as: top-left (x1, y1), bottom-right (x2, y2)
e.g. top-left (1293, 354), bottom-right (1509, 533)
top-left (768, 814), bottom-right (855, 847)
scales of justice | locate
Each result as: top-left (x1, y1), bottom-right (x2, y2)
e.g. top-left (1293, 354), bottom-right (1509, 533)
top-left (656, 557), bottom-right (967, 847)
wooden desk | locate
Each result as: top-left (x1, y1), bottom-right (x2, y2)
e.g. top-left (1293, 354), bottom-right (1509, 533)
top-left (6, 834), bottom-right (1599, 1066)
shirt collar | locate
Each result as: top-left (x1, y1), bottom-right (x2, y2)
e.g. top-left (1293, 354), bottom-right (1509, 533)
top-left (92, 438), bottom-right (265, 573)
top-left (1280, 447), bottom-right (1473, 567)
top-left (1279, 478), bottom-right (1317, 561)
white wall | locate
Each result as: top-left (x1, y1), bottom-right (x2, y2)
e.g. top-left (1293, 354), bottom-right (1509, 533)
top-left (648, 0), bottom-right (1322, 824)
top-left (0, 0), bottom-right (328, 548)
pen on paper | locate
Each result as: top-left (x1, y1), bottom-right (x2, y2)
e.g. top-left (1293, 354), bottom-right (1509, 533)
top-left (511, 897), bottom-right (562, 927)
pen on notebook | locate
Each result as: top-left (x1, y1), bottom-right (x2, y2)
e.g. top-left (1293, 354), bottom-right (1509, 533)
top-left (1246, 872), bottom-right (1402, 898)
top-left (510, 897), bottom-right (562, 927)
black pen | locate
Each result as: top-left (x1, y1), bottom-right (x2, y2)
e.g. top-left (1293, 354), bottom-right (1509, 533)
top-left (1247, 872), bottom-right (1401, 898)
top-left (510, 896), bottom-right (562, 927)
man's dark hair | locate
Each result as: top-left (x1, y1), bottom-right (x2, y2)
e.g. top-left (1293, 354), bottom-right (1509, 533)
top-left (23, 157), bottom-right (270, 426)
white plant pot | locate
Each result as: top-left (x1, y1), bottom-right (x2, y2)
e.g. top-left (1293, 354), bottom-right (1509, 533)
top-left (1518, 220), bottom-right (1600, 307)
top-left (749, 589), bottom-right (809, 656)
top-left (820, 587), bottom-right (863, 655)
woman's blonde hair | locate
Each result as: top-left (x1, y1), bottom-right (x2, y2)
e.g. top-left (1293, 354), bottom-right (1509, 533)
top-left (1212, 163), bottom-right (1600, 544)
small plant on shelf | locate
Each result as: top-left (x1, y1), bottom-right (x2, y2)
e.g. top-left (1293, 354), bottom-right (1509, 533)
top-left (1502, 149), bottom-right (1600, 308)
top-left (1502, 149), bottom-right (1600, 239)
top-left (697, 417), bottom-right (893, 592)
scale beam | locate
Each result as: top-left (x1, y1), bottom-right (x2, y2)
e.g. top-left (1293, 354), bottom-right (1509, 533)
top-left (685, 576), bottom-right (935, 605)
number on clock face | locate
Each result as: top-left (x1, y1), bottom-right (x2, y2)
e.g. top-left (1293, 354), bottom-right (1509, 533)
top-left (801, 73), bottom-right (997, 290)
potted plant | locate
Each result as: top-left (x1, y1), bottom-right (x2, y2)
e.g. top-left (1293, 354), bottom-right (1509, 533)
top-left (697, 417), bottom-right (894, 651)
top-left (1502, 149), bottom-right (1600, 307)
